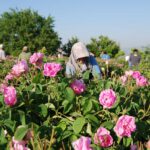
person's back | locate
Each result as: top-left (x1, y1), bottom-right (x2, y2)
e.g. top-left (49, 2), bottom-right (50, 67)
top-left (0, 44), bottom-right (6, 62)
top-left (100, 51), bottom-right (110, 60)
top-left (129, 49), bottom-right (141, 66)
top-left (18, 46), bottom-right (31, 61)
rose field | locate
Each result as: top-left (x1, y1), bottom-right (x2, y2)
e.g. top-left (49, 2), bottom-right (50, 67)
top-left (0, 54), bottom-right (150, 150)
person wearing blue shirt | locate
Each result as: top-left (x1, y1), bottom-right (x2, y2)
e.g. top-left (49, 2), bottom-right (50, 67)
top-left (65, 42), bottom-right (101, 79)
top-left (100, 51), bottom-right (110, 60)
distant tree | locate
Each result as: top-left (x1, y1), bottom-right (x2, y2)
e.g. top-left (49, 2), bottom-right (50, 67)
top-left (87, 35), bottom-right (121, 57)
top-left (143, 45), bottom-right (150, 55)
top-left (115, 50), bottom-right (125, 58)
top-left (0, 9), bottom-right (61, 55)
top-left (62, 37), bottom-right (79, 56)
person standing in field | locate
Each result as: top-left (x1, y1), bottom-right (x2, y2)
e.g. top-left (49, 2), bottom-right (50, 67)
top-left (0, 44), bottom-right (6, 62)
top-left (65, 42), bottom-right (101, 79)
top-left (129, 49), bottom-right (141, 68)
top-left (18, 46), bottom-right (31, 61)
top-left (100, 51), bottom-right (110, 61)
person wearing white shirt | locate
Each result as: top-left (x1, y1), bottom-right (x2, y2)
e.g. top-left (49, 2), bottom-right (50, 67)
top-left (0, 44), bottom-right (6, 61)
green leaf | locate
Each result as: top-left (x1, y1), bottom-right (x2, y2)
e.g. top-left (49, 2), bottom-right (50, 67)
top-left (101, 121), bottom-right (114, 130)
top-left (25, 85), bottom-right (33, 92)
top-left (0, 128), bottom-right (7, 144)
top-left (57, 121), bottom-right (67, 131)
top-left (70, 134), bottom-right (78, 142)
top-left (61, 130), bottom-right (72, 140)
top-left (65, 87), bottom-right (75, 102)
top-left (14, 125), bottom-right (28, 140)
top-left (83, 100), bottom-right (92, 114)
top-left (123, 137), bottom-right (132, 147)
top-left (45, 103), bottom-right (55, 110)
top-left (73, 117), bottom-right (86, 134)
top-left (0, 95), bottom-right (3, 103)
top-left (105, 81), bottom-right (112, 89)
top-left (18, 110), bottom-right (26, 125)
top-left (83, 70), bottom-right (90, 80)
top-left (38, 104), bottom-right (48, 118)
top-left (115, 106), bottom-right (121, 114)
top-left (4, 120), bottom-right (16, 132)
top-left (32, 73), bottom-right (43, 83)
top-left (86, 123), bottom-right (92, 136)
top-left (85, 114), bottom-right (99, 126)
top-left (62, 100), bottom-right (73, 114)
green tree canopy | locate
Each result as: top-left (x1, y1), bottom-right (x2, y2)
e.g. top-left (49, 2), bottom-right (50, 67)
top-left (0, 9), bottom-right (61, 55)
top-left (87, 35), bottom-right (121, 58)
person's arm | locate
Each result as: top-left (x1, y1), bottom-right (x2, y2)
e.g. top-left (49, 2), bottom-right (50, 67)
top-left (129, 54), bottom-right (132, 62)
top-left (1, 51), bottom-right (6, 60)
top-left (65, 63), bottom-right (75, 78)
top-left (89, 56), bottom-right (101, 79)
top-left (138, 55), bottom-right (141, 63)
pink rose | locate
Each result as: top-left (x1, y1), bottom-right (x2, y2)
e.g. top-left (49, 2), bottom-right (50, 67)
top-left (12, 60), bottom-right (28, 77)
top-left (70, 79), bottom-right (86, 95)
top-left (114, 115), bottom-right (136, 138)
top-left (72, 136), bottom-right (92, 150)
top-left (132, 71), bottom-right (141, 79)
top-left (29, 52), bottom-right (44, 68)
top-left (11, 137), bottom-right (30, 150)
top-left (0, 83), bottom-right (7, 93)
top-left (3, 86), bottom-right (17, 106)
top-left (5, 73), bottom-right (14, 81)
top-left (99, 89), bottom-right (116, 109)
top-left (125, 70), bottom-right (133, 76)
top-left (136, 76), bottom-right (148, 87)
top-left (120, 75), bottom-right (127, 85)
top-left (130, 144), bottom-right (137, 150)
top-left (94, 127), bottom-right (113, 147)
top-left (146, 140), bottom-right (150, 149)
top-left (43, 62), bottom-right (62, 77)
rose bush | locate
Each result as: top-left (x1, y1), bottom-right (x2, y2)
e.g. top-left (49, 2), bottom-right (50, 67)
top-left (0, 55), bottom-right (149, 150)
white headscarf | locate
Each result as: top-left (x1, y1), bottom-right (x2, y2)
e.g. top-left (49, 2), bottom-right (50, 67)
top-left (0, 44), bottom-right (3, 49)
top-left (67, 42), bottom-right (91, 72)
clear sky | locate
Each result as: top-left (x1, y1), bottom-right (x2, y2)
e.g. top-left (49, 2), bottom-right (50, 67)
top-left (0, 0), bottom-right (150, 51)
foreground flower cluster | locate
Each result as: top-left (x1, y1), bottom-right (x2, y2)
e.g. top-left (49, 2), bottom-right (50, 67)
top-left (0, 54), bottom-right (149, 150)
top-left (120, 70), bottom-right (148, 87)
top-left (73, 115), bottom-right (136, 149)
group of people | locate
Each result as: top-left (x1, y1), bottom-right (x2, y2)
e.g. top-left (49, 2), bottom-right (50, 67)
top-left (0, 42), bottom-right (141, 80)
top-left (0, 44), bottom-right (32, 62)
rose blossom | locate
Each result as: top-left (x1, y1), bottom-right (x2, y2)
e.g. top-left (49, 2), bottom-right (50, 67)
top-left (5, 73), bottom-right (14, 81)
top-left (130, 144), bottom-right (137, 150)
top-left (0, 83), bottom-right (7, 93)
top-left (136, 75), bottom-right (148, 87)
top-left (132, 71), bottom-right (141, 79)
top-left (11, 137), bottom-right (30, 150)
top-left (72, 136), bottom-right (92, 150)
top-left (11, 60), bottom-right (28, 77)
top-left (146, 140), bottom-right (150, 149)
top-left (114, 115), bottom-right (136, 138)
top-left (125, 70), bottom-right (133, 76)
top-left (120, 75), bottom-right (127, 85)
top-left (43, 62), bottom-right (62, 77)
top-left (3, 86), bottom-right (17, 106)
top-left (99, 89), bottom-right (116, 109)
top-left (94, 127), bottom-right (113, 147)
top-left (29, 52), bottom-right (44, 68)
top-left (70, 79), bottom-right (86, 94)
